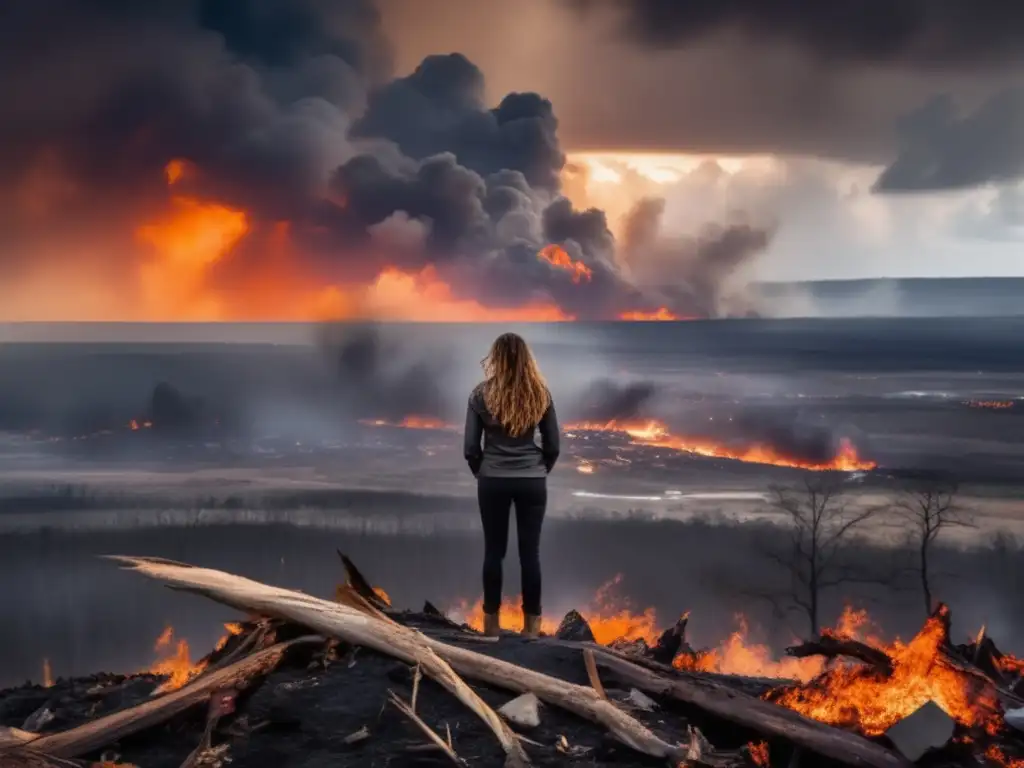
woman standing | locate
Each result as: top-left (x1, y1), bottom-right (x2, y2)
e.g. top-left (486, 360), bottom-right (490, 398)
top-left (463, 333), bottom-right (560, 637)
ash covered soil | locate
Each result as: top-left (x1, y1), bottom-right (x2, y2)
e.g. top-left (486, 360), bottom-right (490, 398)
top-left (0, 614), bottom-right (776, 768)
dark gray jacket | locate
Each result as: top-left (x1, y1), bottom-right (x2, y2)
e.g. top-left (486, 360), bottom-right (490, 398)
top-left (463, 384), bottom-right (560, 478)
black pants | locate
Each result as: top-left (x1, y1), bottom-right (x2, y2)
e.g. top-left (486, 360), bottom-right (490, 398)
top-left (477, 476), bottom-right (547, 617)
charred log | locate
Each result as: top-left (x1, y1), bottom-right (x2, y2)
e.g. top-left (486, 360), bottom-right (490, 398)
top-left (336, 551), bottom-right (391, 611)
top-left (591, 650), bottom-right (909, 768)
top-left (786, 635), bottom-right (894, 676)
top-left (649, 613), bottom-right (693, 665)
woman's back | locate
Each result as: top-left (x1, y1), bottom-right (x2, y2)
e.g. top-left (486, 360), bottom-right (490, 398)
top-left (465, 383), bottom-right (559, 477)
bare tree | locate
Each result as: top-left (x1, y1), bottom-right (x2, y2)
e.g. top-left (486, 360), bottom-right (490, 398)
top-left (894, 473), bottom-right (973, 616)
top-left (760, 473), bottom-right (883, 637)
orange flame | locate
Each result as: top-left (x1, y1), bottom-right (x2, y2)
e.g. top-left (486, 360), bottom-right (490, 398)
top-left (149, 626), bottom-right (204, 693)
top-left (148, 622), bottom-right (243, 694)
top-left (538, 244), bottom-right (593, 284)
top-left (42, 658), bottom-right (54, 688)
top-left (455, 574), bottom-right (660, 645)
top-left (129, 160), bottom-right (574, 322)
top-left (674, 615), bottom-right (824, 682)
top-left (771, 605), bottom-right (1001, 736)
top-left (565, 419), bottom-right (876, 472)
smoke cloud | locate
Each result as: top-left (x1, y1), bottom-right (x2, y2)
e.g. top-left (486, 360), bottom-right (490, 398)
top-left (319, 323), bottom-right (457, 420)
top-left (874, 89), bottom-right (1024, 192)
top-left (571, 0), bottom-right (1024, 69)
top-left (0, 0), bottom-right (772, 321)
top-left (621, 198), bottom-right (774, 318)
top-left (570, 379), bottom-right (661, 423)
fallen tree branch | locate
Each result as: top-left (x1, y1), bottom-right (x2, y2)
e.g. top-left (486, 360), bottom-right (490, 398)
top-left (112, 556), bottom-right (531, 768)
top-left (591, 650), bottom-right (910, 768)
top-left (389, 691), bottom-right (466, 766)
top-left (12, 635), bottom-right (319, 759)
top-left (109, 555), bottom-right (687, 763)
top-left (786, 636), bottom-right (894, 676)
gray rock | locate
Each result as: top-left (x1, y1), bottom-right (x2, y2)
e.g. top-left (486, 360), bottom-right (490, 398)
top-left (884, 700), bottom-right (954, 762)
top-left (499, 693), bottom-right (541, 729)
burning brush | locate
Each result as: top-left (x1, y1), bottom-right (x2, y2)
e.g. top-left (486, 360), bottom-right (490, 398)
top-left (11, 554), bottom-right (1024, 768)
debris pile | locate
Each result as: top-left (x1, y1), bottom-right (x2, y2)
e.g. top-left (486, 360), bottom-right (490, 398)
top-left (2, 553), bottom-right (1024, 767)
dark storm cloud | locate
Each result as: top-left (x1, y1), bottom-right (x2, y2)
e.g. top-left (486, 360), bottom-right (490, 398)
top-left (874, 89), bottom-right (1024, 192)
top-left (351, 53), bottom-right (565, 192)
top-left (572, 0), bottom-right (1024, 69)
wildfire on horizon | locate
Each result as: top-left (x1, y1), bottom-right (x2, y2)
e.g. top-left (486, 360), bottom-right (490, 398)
top-left (618, 308), bottom-right (687, 321)
top-left (566, 419), bottom-right (877, 472)
top-left (361, 414), bottom-right (876, 472)
top-left (9, 159), bottom-right (705, 323)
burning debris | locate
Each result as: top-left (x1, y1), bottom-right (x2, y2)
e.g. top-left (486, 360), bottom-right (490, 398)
top-left (5, 554), bottom-right (1024, 768)
top-left (565, 420), bottom-right (876, 472)
top-left (357, 412), bottom-right (877, 472)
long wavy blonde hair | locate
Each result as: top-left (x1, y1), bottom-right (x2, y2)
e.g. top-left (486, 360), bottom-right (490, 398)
top-left (482, 333), bottom-right (550, 437)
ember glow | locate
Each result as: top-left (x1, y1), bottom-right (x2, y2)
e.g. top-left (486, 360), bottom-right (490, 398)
top-left (748, 741), bottom-right (770, 767)
top-left (565, 420), bottom-right (877, 472)
top-left (965, 400), bottom-right (1015, 410)
top-left (42, 658), bottom-right (53, 688)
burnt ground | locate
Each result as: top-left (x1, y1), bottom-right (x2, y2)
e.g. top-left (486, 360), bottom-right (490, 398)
top-left (6, 605), bottom-right (1024, 768)
top-left (0, 614), bottom-right (798, 768)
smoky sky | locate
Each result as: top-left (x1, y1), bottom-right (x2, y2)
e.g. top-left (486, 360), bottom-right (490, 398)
top-left (573, 0), bottom-right (1024, 70)
top-left (372, 0), bottom-right (1024, 194)
top-left (0, 0), bottom-right (777, 320)
top-left (874, 89), bottom-right (1024, 192)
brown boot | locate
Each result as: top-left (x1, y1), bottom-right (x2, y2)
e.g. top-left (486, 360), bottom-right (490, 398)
top-left (483, 612), bottom-right (501, 637)
top-left (522, 614), bottom-right (542, 639)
